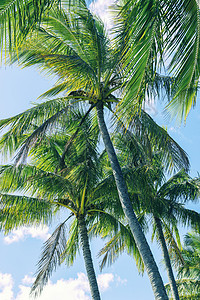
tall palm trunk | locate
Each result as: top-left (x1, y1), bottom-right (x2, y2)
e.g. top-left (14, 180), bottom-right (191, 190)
top-left (154, 216), bottom-right (180, 300)
top-left (96, 102), bottom-right (168, 300)
top-left (78, 216), bottom-right (101, 300)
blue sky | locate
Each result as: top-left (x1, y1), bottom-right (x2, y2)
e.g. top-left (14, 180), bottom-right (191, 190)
top-left (0, 1), bottom-right (200, 299)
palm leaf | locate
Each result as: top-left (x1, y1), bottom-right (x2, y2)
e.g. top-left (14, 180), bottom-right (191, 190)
top-left (122, 109), bottom-right (190, 172)
top-left (0, 164), bottom-right (74, 200)
top-left (31, 219), bottom-right (69, 297)
top-left (158, 170), bottom-right (200, 202)
top-left (162, 221), bottom-right (184, 268)
top-left (0, 0), bottom-right (61, 53)
top-left (9, 4), bottom-right (108, 94)
top-left (0, 97), bottom-right (70, 159)
top-left (61, 218), bottom-right (79, 267)
top-left (14, 104), bottom-right (71, 164)
top-left (59, 104), bottom-right (95, 168)
top-left (98, 226), bottom-right (144, 274)
top-left (166, 279), bottom-right (200, 299)
top-left (0, 193), bottom-right (53, 233)
top-left (165, 0), bottom-right (200, 121)
top-left (115, 0), bottom-right (164, 117)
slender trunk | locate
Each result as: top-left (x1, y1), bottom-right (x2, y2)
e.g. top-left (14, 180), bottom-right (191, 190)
top-left (96, 102), bottom-right (168, 300)
top-left (154, 216), bottom-right (180, 300)
top-left (78, 216), bottom-right (101, 300)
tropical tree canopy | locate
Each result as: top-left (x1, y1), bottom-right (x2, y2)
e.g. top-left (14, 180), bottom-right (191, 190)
top-left (98, 134), bottom-right (200, 267)
top-left (0, 107), bottom-right (106, 299)
top-left (166, 232), bottom-right (200, 300)
top-left (1, 0), bottom-right (200, 298)
top-left (1, 0), bottom-right (200, 120)
top-left (98, 134), bottom-right (200, 300)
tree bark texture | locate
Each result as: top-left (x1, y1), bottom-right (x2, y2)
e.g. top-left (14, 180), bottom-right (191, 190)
top-left (78, 216), bottom-right (101, 300)
top-left (96, 102), bottom-right (168, 300)
top-left (154, 216), bottom-right (180, 300)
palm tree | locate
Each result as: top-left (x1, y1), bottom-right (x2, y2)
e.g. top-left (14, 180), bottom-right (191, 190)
top-left (0, 108), bottom-right (115, 300)
top-left (150, 169), bottom-right (200, 300)
top-left (98, 132), bottom-right (200, 300)
top-left (122, 137), bottom-right (200, 300)
top-left (1, 0), bottom-right (199, 121)
top-left (1, 1), bottom-right (193, 298)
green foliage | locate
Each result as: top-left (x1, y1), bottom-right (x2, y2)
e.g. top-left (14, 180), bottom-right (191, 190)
top-left (114, 108), bottom-right (190, 173)
top-left (0, 193), bottom-right (53, 233)
top-left (1, 2), bottom-right (200, 297)
top-left (113, 0), bottom-right (200, 121)
top-left (1, 0), bottom-right (200, 121)
top-left (0, 104), bottom-right (129, 297)
top-left (166, 232), bottom-right (200, 299)
top-left (115, 0), bottom-right (165, 117)
top-left (0, 97), bottom-right (71, 162)
top-left (31, 220), bottom-right (68, 297)
top-left (112, 132), bottom-right (200, 273)
top-left (165, 0), bottom-right (200, 120)
top-left (0, 0), bottom-right (61, 53)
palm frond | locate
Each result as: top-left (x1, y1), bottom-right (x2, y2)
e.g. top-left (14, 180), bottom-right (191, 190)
top-left (177, 233), bottom-right (200, 280)
top-left (9, 3), bottom-right (110, 95)
top-left (123, 109), bottom-right (190, 172)
top-left (166, 279), bottom-right (200, 299)
top-left (14, 104), bottom-right (71, 165)
top-left (115, 0), bottom-right (164, 117)
top-left (30, 135), bottom-right (63, 173)
top-left (158, 170), bottom-right (200, 202)
top-left (98, 227), bottom-right (144, 274)
top-left (31, 220), bottom-right (69, 297)
top-left (59, 103), bottom-right (95, 168)
top-left (162, 221), bottom-right (184, 268)
top-left (61, 218), bottom-right (79, 266)
top-left (0, 97), bottom-right (70, 160)
top-left (0, 164), bottom-right (74, 200)
top-left (0, 193), bottom-right (52, 233)
top-left (0, 0), bottom-right (60, 53)
top-left (165, 0), bottom-right (200, 121)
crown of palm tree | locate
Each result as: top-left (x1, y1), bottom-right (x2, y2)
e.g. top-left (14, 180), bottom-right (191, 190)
top-left (0, 108), bottom-right (120, 299)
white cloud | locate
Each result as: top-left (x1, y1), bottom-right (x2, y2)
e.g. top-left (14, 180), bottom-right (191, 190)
top-left (0, 272), bottom-right (14, 300)
top-left (21, 275), bottom-right (35, 286)
top-left (16, 272), bottom-right (115, 300)
top-left (0, 271), bottom-right (126, 300)
top-left (4, 225), bottom-right (50, 244)
top-left (90, 0), bottom-right (114, 29)
top-left (97, 273), bottom-right (114, 291)
top-left (16, 274), bottom-right (91, 300)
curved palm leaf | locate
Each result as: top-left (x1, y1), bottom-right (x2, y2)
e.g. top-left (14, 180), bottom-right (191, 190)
top-left (115, 0), bottom-right (164, 117)
top-left (165, 0), bottom-right (200, 120)
top-left (0, 0), bottom-right (61, 52)
top-left (0, 164), bottom-right (75, 200)
top-left (31, 219), bottom-right (69, 297)
top-left (61, 218), bottom-right (79, 267)
top-left (0, 193), bottom-right (53, 233)
top-left (158, 170), bottom-right (200, 202)
top-left (0, 97), bottom-right (70, 160)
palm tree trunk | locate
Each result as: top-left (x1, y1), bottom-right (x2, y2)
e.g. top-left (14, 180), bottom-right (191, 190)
top-left (78, 216), bottom-right (101, 300)
top-left (96, 101), bottom-right (168, 300)
top-left (154, 216), bottom-right (180, 300)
